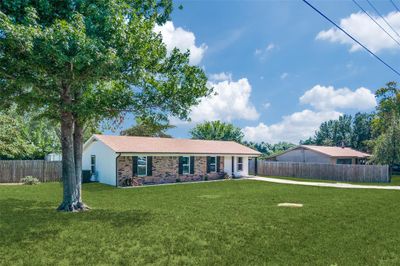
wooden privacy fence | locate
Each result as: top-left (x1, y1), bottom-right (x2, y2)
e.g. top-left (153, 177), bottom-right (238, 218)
top-left (250, 160), bottom-right (390, 183)
top-left (0, 160), bottom-right (62, 183)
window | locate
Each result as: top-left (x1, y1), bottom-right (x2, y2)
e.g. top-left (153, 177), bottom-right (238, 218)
top-left (182, 156), bottom-right (190, 174)
top-left (137, 156), bottom-right (147, 176)
top-left (336, 158), bottom-right (352, 165)
top-left (209, 156), bottom-right (217, 172)
top-left (237, 157), bottom-right (243, 171)
top-left (91, 155), bottom-right (96, 174)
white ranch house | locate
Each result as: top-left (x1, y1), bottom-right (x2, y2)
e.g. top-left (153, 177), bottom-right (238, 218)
top-left (83, 135), bottom-right (261, 187)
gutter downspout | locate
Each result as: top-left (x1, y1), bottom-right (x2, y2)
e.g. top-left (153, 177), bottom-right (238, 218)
top-left (115, 153), bottom-right (121, 188)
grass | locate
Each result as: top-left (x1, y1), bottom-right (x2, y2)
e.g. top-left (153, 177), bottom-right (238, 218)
top-left (260, 175), bottom-right (400, 186)
top-left (1, 181), bottom-right (400, 265)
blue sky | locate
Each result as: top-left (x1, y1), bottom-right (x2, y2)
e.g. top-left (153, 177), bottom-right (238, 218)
top-left (118, 0), bottom-right (400, 143)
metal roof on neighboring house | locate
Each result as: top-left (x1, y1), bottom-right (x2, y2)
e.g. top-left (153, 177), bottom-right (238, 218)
top-left (273, 145), bottom-right (371, 158)
top-left (86, 134), bottom-right (261, 156)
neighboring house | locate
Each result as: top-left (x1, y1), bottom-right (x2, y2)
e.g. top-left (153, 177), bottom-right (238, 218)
top-left (267, 145), bottom-right (370, 165)
top-left (83, 134), bottom-right (261, 186)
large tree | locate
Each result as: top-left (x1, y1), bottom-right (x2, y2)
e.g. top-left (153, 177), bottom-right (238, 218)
top-left (190, 121), bottom-right (244, 142)
top-left (0, 1), bottom-right (209, 211)
top-left (372, 81), bottom-right (400, 136)
top-left (372, 117), bottom-right (400, 166)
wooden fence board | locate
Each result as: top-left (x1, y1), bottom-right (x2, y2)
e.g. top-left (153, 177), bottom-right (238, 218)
top-left (0, 160), bottom-right (62, 183)
top-left (252, 160), bottom-right (390, 183)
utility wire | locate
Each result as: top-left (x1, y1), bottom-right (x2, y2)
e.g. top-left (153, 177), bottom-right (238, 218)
top-left (390, 0), bottom-right (400, 12)
top-left (366, 0), bottom-right (400, 39)
top-left (302, 0), bottom-right (400, 77)
top-left (352, 0), bottom-right (400, 47)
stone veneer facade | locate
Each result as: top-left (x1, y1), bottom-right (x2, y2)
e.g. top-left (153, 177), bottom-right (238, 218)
top-left (117, 155), bottom-right (225, 186)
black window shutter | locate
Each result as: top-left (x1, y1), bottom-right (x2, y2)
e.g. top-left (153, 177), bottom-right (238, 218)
top-left (178, 156), bottom-right (183, 175)
top-left (147, 156), bottom-right (152, 176)
top-left (206, 156), bottom-right (211, 173)
top-left (190, 156), bottom-right (195, 174)
top-left (132, 156), bottom-right (138, 176)
top-left (217, 156), bottom-right (221, 172)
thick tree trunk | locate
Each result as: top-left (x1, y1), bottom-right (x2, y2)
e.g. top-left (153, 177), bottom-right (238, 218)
top-left (57, 85), bottom-right (88, 212)
top-left (72, 119), bottom-right (89, 210)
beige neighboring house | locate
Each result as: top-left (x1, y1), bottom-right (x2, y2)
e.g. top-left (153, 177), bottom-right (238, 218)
top-left (267, 145), bottom-right (371, 165)
top-left (83, 134), bottom-right (261, 187)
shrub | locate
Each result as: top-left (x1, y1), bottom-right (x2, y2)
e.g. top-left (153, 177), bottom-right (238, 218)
top-left (223, 172), bottom-right (231, 179)
top-left (203, 175), bottom-right (208, 181)
top-left (21, 176), bottom-right (40, 185)
top-left (176, 178), bottom-right (181, 183)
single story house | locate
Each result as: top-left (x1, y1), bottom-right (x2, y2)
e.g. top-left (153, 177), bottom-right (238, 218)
top-left (83, 135), bottom-right (261, 186)
top-left (266, 145), bottom-right (370, 165)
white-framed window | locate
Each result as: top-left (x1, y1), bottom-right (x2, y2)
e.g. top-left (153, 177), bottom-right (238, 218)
top-left (91, 155), bottom-right (96, 174)
top-left (182, 156), bottom-right (190, 174)
top-left (137, 156), bottom-right (147, 176)
top-left (209, 156), bottom-right (217, 172)
top-left (237, 157), bottom-right (243, 171)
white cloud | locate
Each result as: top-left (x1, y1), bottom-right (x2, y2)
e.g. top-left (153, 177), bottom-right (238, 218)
top-left (242, 84), bottom-right (377, 144)
top-left (299, 85), bottom-right (377, 111)
top-left (154, 21), bottom-right (207, 65)
top-left (316, 11), bottom-right (400, 53)
top-left (254, 42), bottom-right (276, 60)
top-left (182, 78), bottom-right (259, 123)
top-left (266, 43), bottom-right (275, 51)
top-left (242, 110), bottom-right (341, 144)
top-left (280, 72), bottom-right (288, 80)
top-left (209, 72), bottom-right (232, 82)
top-left (263, 102), bottom-right (271, 109)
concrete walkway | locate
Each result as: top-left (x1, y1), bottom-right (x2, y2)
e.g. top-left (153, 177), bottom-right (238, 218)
top-left (247, 176), bottom-right (400, 190)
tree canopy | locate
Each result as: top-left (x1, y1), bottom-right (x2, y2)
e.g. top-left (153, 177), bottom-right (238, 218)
top-left (372, 81), bottom-right (400, 136)
top-left (120, 118), bottom-right (175, 138)
top-left (300, 113), bottom-right (374, 152)
top-left (190, 121), bottom-right (244, 142)
top-left (371, 117), bottom-right (400, 166)
top-left (0, 106), bottom-right (61, 159)
top-left (243, 141), bottom-right (295, 158)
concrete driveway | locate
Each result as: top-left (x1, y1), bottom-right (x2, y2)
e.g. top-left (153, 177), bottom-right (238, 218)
top-left (247, 176), bottom-right (400, 190)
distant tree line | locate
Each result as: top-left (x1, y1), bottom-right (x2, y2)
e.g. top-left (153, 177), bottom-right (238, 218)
top-left (300, 113), bottom-right (374, 152)
top-left (0, 106), bottom-right (99, 160)
top-left (188, 120), bottom-right (296, 158)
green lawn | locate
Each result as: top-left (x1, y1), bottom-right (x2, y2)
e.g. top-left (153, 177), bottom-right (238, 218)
top-left (1, 181), bottom-right (400, 265)
top-left (260, 175), bottom-right (400, 186)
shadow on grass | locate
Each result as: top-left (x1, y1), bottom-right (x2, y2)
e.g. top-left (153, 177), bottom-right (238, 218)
top-left (82, 182), bottom-right (117, 192)
top-left (0, 198), bottom-right (151, 246)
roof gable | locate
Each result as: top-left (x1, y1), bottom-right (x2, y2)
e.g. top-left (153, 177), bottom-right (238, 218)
top-left (300, 145), bottom-right (371, 158)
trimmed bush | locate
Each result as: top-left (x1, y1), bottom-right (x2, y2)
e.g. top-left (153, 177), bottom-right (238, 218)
top-left (82, 170), bottom-right (91, 183)
top-left (21, 176), bottom-right (40, 185)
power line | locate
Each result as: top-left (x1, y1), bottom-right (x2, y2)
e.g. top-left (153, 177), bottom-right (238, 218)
top-left (390, 0), bottom-right (400, 12)
top-left (302, 0), bottom-right (400, 77)
top-left (366, 0), bottom-right (400, 39)
top-left (352, 0), bottom-right (400, 47)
